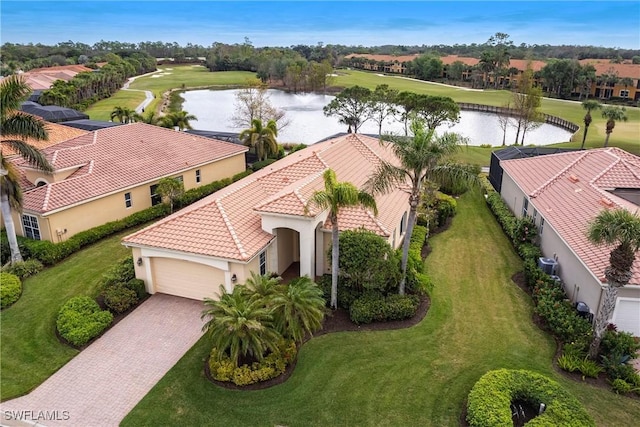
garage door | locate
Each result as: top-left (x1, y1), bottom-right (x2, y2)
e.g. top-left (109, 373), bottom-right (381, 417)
top-left (152, 257), bottom-right (225, 301)
top-left (612, 298), bottom-right (640, 337)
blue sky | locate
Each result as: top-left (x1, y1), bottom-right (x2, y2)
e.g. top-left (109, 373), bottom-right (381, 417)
top-left (2, 1), bottom-right (639, 49)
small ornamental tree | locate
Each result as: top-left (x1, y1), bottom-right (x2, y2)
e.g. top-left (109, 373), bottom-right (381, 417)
top-left (156, 177), bottom-right (184, 213)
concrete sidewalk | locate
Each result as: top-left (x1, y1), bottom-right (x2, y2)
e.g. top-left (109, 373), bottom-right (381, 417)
top-left (1, 294), bottom-right (204, 427)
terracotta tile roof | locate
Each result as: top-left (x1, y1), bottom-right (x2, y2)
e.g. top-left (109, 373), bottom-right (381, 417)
top-left (501, 148), bottom-right (640, 285)
top-left (21, 65), bottom-right (94, 90)
top-left (15, 123), bottom-right (247, 214)
top-left (578, 60), bottom-right (640, 79)
top-left (1, 119), bottom-right (88, 156)
top-left (344, 53), bottom-right (420, 63)
top-left (124, 134), bottom-right (411, 261)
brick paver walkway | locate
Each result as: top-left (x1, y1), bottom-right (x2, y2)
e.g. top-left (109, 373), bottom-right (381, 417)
top-left (1, 294), bottom-right (204, 427)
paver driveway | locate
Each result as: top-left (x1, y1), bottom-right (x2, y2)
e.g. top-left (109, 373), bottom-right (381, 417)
top-left (1, 294), bottom-right (204, 427)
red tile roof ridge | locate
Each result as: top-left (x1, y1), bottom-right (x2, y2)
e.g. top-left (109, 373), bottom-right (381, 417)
top-left (254, 167), bottom-right (327, 215)
top-left (215, 199), bottom-right (248, 260)
top-left (590, 148), bottom-right (640, 186)
top-left (42, 185), bottom-right (53, 212)
top-left (530, 151), bottom-right (590, 198)
top-left (351, 133), bottom-right (384, 166)
top-left (365, 207), bottom-right (390, 236)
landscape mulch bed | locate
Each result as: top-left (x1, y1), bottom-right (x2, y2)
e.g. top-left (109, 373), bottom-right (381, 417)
top-left (205, 294), bottom-right (431, 391)
top-left (509, 272), bottom-right (640, 399)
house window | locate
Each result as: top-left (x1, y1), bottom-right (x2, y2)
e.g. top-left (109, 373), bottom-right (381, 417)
top-left (175, 175), bottom-right (183, 183)
top-left (400, 212), bottom-right (407, 235)
top-left (522, 198), bottom-right (529, 217)
top-left (539, 218), bottom-right (545, 235)
top-left (124, 192), bottom-right (132, 208)
top-left (150, 184), bottom-right (161, 206)
top-left (259, 251), bottom-right (266, 275)
top-left (21, 214), bottom-right (41, 240)
top-left (532, 208), bottom-right (537, 223)
top-left (620, 90), bottom-right (629, 98)
top-left (195, 169), bottom-right (201, 183)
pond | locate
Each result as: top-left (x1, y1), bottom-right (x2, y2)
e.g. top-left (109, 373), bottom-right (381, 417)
top-left (182, 89), bottom-right (574, 146)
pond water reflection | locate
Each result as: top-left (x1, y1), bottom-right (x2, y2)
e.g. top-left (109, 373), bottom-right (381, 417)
top-left (182, 89), bottom-right (574, 146)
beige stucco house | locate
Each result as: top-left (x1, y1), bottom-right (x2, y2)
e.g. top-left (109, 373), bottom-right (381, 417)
top-left (122, 133), bottom-right (411, 301)
top-left (499, 147), bottom-right (640, 336)
top-left (9, 122), bottom-right (247, 242)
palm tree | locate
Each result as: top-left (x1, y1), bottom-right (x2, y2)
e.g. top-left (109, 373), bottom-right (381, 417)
top-left (138, 111), bottom-right (163, 126)
top-left (239, 118), bottom-right (278, 162)
top-left (271, 276), bottom-right (325, 343)
top-left (620, 77), bottom-right (633, 99)
top-left (201, 285), bottom-right (281, 367)
top-left (366, 119), bottom-right (473, 294)
top-left (243, 271), bottom-right (282, 303)
top-left (601, 106), bottom-right (628, 147)
top-left (580, 100), bottom-right (601, 149)
top-left (1, 75), bottom-right (53, 264)
top-left (587, 209), bottom-right (640, 359)
top-left (110, 106), bottom-right (139, 124)
top-left (306, 169), bottom-right (378, 309)
top-left (166, 110), bottom-right (197, 131)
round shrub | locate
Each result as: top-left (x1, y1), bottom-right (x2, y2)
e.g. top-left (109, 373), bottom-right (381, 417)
top-left (57, 296), bottom-right (113, 347)
top-left (208, 340), bottom-right (297, 386)
top-left (466, 369), bottom-right (594, 427)
top-left (2, 259), bottom-right (44, 280)
top-left (104, 285), bottom-right (138, 313)
top-left (0, 272), bottom-right (22, 309)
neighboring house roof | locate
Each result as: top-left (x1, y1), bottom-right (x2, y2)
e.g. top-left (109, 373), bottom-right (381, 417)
top-left (60, 119), bottom-right (123, 132)
top-left (20, 65), bottom-right (94, 90)
top-left (20, 102), bottom-right (89, 123)
top-left (501, 147), bottom-right (640, 285)
top-left (1, 119), bottom-right (88, 157)
top-left (578, 60), bottom-right (640, 80)
top-left (123, 133), bottom-right (411, 262)
top-left (16, 123), bottom-right (247, 214)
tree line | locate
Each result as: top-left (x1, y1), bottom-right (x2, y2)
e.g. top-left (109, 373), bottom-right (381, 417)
top-left (37, 52), bottom-right (156, 111)
top-left (3, 36), bottom-right (638, 77)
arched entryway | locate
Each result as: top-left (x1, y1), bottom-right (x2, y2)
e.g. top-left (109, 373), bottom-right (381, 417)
top-left (274, 227), bottom-right (300, 277)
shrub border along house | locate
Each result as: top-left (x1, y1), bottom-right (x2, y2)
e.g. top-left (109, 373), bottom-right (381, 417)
top-left (466, 369), bottom-right (595, 427)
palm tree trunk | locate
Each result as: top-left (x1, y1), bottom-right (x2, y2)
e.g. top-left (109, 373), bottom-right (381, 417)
top-left (331, 218), bottom-right (339, 309)
top-left (399, 194), bottom-right (419, 295)
top-left (588, 284), bottom-right (619, 359)
top-left (581, 125), bottom-right (589, 149)
top-left (1, 192), bottom-right (23, 264)
top-left (604, 132), bottom-right (611, 148)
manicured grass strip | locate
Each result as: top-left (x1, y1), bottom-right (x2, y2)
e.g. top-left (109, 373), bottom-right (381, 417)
top-left (0, 229), bottom-right (134, 400)
top-left (85, 66), bottom-right (255, 121)
top-left (124, 193), bottom-right (640, 426)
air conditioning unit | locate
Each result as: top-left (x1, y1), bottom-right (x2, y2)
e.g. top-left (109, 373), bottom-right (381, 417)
top-left (538, 257), bottom-right (558, 275)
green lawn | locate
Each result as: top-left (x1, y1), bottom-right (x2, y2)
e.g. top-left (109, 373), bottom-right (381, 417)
top-left (122, 193), bottom-right (640, 426)
top-left (84, 66), bottom-right (255, 121)
top-left (0, 229), bottom-right (134, 400)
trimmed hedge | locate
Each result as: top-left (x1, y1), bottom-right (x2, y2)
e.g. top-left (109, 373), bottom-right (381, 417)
top-left (56, 296), bottom-right (113, 347)
top-left (466, 369), bottom-right (594, 427)
top-left (103, 285), bottom-right (138, 313)
top-left (349, 292), bottom-right (420, 324)
top-left (209, 340), bottom-right (297, 386)
top-left (0, 272), bottom-right (22, 309)
top-left (5, 170), bottom-right (254, 267)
